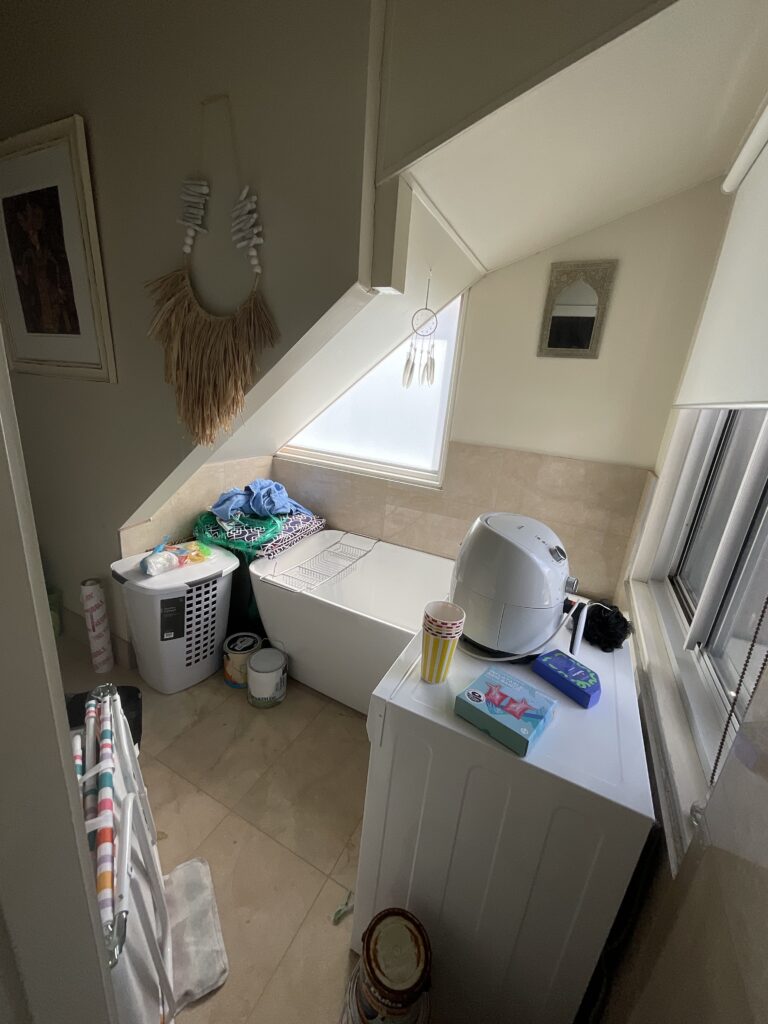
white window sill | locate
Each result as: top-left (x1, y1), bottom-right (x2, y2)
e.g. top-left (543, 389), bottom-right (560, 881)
top-left (626, 579), bottom-right (709, 873)
top-left (277, 445), bottom-right (444, 488)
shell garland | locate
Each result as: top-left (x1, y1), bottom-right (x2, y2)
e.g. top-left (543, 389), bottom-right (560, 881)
top-left (179, 179), bottom-right (209, 255)
top-left (231, 185), bottom-right (264, 274)
top-left (178, 181), bottom-right (264, 273)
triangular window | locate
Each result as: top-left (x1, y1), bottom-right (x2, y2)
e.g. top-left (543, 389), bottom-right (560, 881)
top-left (281, 294), bottom-right (464, 484)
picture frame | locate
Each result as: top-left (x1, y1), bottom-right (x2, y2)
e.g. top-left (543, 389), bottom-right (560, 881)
top-left (0, 116), bottom-right (116, 382)
top-left (537, 259), bottom-right (617, 360)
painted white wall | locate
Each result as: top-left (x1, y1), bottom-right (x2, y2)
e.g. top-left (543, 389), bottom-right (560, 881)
top-left (377, 0), bottom-right (674, 178)
top-left (0, 0), bottom-right (372, 621)
top-left (676, 138), bottom-right (768, 407)
top-left (451, 180), bottom-right (731, 468)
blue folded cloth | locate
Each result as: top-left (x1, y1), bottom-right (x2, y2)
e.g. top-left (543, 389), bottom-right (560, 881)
top-left (211, 479), bottom-right (312, 520)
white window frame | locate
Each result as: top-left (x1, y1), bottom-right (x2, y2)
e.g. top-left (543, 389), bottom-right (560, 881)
top-left (279, 292), bottom-right (468, 487)
top-left (627, 406), bottom-right (768, 868)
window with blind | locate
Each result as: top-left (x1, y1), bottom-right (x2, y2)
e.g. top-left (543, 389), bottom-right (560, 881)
top-left (644, 408), bottom-right (768, 778)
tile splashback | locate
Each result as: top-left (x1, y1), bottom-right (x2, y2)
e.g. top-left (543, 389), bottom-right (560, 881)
top-left (274, 443), bottom-right (651, 599)
top-left (119, 455), bottom-right (274, 558)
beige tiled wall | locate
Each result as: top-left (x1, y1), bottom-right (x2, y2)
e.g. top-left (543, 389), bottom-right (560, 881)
top-left (274, 443), bottom-right (651, 599)
top-left (119, 455), bottom-right (273, 558)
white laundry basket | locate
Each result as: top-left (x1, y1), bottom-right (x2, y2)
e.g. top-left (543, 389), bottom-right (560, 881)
top-left (111, 547), bottom-right (239, 693)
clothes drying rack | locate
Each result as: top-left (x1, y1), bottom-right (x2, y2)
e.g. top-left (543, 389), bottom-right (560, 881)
top-left (74, 683), bottom-right (176, 1022)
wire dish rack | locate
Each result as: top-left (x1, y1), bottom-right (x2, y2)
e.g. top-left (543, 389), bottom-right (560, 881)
top-left (267, 539), bottom-right (375, 593)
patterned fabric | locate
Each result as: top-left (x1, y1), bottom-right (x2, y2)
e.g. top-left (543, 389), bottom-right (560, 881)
top-left (96, 699), bottom-right (115, 929)
top-left (195, 509), bottom-right (326, 560)
top-left (194, 510), bottom-right (281, 557)
top-left (253, 511), bottom-right (326, 559)
top-left (217, 509), bottom-right (282, 545)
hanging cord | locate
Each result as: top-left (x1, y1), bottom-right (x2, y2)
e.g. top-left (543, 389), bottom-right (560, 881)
top-left (709, 591), bottom-right (768, 786)
top-left (198, 94), bottom-right (245, 188)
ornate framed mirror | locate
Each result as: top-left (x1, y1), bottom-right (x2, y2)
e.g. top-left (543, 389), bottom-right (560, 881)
top-left (538, 259), bottom-right (617, 359)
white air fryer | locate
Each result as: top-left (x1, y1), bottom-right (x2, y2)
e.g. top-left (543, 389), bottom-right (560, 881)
top-left (451, 513), bottom-right (579, 656)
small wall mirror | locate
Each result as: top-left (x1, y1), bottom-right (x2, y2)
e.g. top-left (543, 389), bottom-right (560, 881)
top-left (538, 260), bottom-right (617, 359)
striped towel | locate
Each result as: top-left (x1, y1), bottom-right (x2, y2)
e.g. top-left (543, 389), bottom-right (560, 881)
top-left (72, 733), bottom-right (83, 780)
top-left (95, 699), bottom-right (115, 929)
top-left (83, 698), bottom-right (99, 850)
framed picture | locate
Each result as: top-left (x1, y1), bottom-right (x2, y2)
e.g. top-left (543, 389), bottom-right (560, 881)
top-left (0, 116), bottom-right (116, 381)
top-left (538, 260), bottom-right (617, 359)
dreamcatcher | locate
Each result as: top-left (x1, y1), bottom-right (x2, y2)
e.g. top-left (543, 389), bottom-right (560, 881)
top-left (402, 270), bottom-right (437, 389)
top-left (147, 99), bottom-right (277, 446)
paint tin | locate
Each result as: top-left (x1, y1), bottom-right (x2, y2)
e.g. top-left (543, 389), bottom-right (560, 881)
top-left (341, 907), bottom-right (431, 1023)
top-left (247, 647), bottom-right (287, 708)
top-left (223, 632), bottom-right (263, 689)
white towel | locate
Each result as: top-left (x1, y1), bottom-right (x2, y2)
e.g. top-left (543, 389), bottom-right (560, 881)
top-left (164, 858), bottom-right (229, 1011)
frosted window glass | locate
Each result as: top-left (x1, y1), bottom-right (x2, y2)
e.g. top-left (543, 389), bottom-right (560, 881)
top-left (290, 295), bottom-right (461, 472)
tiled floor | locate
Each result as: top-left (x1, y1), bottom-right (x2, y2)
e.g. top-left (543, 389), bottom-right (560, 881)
top-left (57, 634), bottom-right (366, 1023)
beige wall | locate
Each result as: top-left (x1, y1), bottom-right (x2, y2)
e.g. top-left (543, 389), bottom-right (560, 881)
top-left (0, 0), bottom-right (371, 619)
top-left (0, 908), bottom-right (29, 1024)
top-left (274, 442), bottom-right (650, 599)
top-left (452, 180), bottom-right (731, 468)
top-left (377, 0), bottom-right (675, 177)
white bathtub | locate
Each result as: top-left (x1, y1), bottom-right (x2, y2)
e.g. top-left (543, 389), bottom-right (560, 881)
top-left (249, 531), bottom-right (454, 714)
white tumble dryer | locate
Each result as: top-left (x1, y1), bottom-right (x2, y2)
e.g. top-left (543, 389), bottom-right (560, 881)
top-left (249, 531), bottom-right (454, 714)
top-left (353, 627), bottom-right (655, 1024)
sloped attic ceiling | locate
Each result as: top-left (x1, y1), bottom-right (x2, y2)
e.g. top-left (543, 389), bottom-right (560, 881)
top-left (408, 0), bottom-right (768, 271)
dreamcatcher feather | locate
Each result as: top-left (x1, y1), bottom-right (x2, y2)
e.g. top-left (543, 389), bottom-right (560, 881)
top-left (147, 181), bottom-right (277, 446)
top-left (403, 270), bottom-right (437, 389)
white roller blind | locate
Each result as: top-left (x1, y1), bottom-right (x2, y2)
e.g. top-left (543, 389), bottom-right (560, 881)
top-left (675, 135), bottom-right (768, 408)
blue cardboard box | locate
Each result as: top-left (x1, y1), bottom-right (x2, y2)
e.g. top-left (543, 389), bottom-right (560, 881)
top-left (532, 649), bottom-right (601, 708)
top-left (454, 668), bottom-right (556, 757)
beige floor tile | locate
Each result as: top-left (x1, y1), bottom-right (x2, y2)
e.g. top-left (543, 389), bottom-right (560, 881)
top-left (246, 878), bottom-right (357, 1024)
top-left (56, 632), bottom-right (142, 693)
top-left (55, 633), bottom-right (231, 757)
top-left (234, 702), bottom-right (370, 874)
top-left (139, 753), bottom-right (228, 873)
top-left (157, 682), bottom-right (327, 807)
top-left (331, 820), bottom-right (362, 892)
top-left (137, 674), bottom-right (231, 757)
top-left (180, 814), bottom-right (325, 1024)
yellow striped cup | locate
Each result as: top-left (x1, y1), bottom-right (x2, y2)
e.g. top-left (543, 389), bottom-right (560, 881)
top-left (421, 601), bottom-right (465, 684)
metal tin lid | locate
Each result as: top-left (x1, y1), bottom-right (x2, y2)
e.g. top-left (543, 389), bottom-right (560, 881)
top-left (247, 647), bottom-right (286, 673)
top-left (224, 632), bottom-right (262, 654)
top-left (361, 908), bottom-right (431, 1006)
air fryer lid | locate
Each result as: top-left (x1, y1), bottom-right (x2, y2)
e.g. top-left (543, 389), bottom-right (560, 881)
top-left (453, 513), bottom-right (569, 609)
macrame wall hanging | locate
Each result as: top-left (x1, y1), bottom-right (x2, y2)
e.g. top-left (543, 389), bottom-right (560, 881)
top-left (147, 98), bottom-right (277, 446)
top-left (402, 268), bottom-right (437, 389)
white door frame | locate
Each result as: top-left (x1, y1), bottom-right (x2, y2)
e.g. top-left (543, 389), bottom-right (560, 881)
top-left (0, 333), bottom-right (118, 1021)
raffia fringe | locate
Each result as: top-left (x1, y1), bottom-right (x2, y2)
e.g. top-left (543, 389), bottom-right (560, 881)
top-left (147, 267), bottom-right (277, 446)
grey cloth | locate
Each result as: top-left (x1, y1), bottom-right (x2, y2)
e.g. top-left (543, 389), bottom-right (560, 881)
top-left (165, 858), bottom-right (229, 1012)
